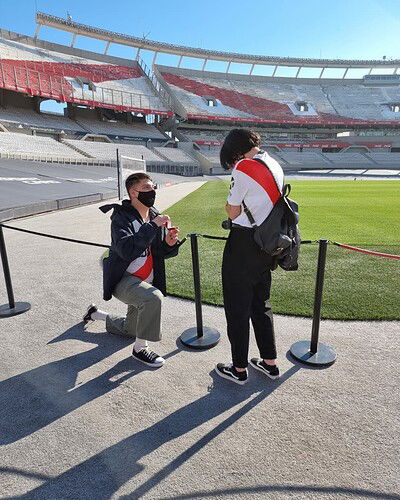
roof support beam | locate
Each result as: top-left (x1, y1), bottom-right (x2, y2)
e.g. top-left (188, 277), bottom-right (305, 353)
top-left (226, 61), bottom-right (231, 73)
top-left (34, 24), bottom-right (41, 39)
top-left (70, 33), bottom-right (77, 48)
top-left (394, 67), bottom-right (399, 74)
top-left (136, 48), bottom-right (141, 60)
top-left (272, 65), bottom-right (278, 77)
top-left (202, 59), bottom-right (208, 71)
top-left (368, 67), bottom-right (373, 75)
top-left (178, 55), bottom-right (183, 68)
top-left (152, 52), bottom-right (158, 67)
top-left (342, 67), bottom-right (349, 79)
top-left (295, 67), bottom-right (301, 78)
top-left (319, 67), bottom-right (325, 79)
top-left (249, 63), bottom-right (255, 75)
top-left (104, 41), bottom-right (110, 55)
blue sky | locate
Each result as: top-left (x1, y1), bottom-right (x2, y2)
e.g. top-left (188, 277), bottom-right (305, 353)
top-left (0, 0), bottom-right (399, 78)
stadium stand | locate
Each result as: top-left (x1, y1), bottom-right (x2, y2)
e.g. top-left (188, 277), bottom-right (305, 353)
top-left (75, 118), bottom-right (166, 139)
top-left (196, 147), bottom-right (222, 165)
top-left (0, 34), bottom-right (171, 116)
top-left (153, 147), bottom-right (196, 165)
top-left (276, 151), bottom-right (333, 166)
top-left (0, 102), bottom-right (168, 139)
top-left (63, 139), bottom-right (166, 163)
top-left (0, 131), bottom-right (85, 158)
top-left (72, 117), bottom-right (168, 141)
top-left (365, 152), bottom-right (400, 165)
top-left (323, 152), bottom-right (375, 165)
top-left (180, 129), bottom-right (226, 144)
top-left (0, 16), bottom-right (399, 176)
top-left (0, 106), bottom-right (85, 132)
top-left (155, 65), bottom-right (400, 125)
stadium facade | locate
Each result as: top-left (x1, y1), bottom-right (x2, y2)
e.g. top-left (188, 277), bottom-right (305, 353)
top-left (0, 12), bottom-right (399, 175)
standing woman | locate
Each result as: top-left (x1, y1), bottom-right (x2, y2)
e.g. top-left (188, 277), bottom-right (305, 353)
top-left (215, 129), bottom-right (284, 385)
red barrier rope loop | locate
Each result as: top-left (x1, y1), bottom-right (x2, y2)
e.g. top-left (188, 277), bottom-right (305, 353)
top-left (332, 242), bottom-right (400, 260)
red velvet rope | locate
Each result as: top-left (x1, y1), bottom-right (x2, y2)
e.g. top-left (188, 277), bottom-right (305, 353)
top-left (333, 242), bottom-right (400, 260)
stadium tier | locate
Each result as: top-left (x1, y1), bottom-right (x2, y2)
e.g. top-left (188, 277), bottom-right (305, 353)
top-left (179, 129), bottom-right (226, 144)
top-left (277, 151), bottom-right (333, 165)
top-left (0, 104), bottom-right (168, 139)
top-left (63, 140), bottom-right (166, 163)
top-left (365, 152), bottom-right (400, 165)
top-left (155, 66), bottom-right (400, 126)
top-left (74, 119), bottom-right (166, 139)
top-left (0, 131), bottom-right (85, 158)
top-left (153, 147), bottom-right (196, 165)
top-left (0, 106), bottom-right (86, 131)
top-left (0, 18), bottom-right (399, 176)
top-left (0, 33), bottom-right (172, 116)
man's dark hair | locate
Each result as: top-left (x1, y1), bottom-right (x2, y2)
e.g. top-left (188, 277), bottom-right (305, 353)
top-left (125, 172), bottom-right (152, 195)
top-left (220, 128), bottom-right (261, 170)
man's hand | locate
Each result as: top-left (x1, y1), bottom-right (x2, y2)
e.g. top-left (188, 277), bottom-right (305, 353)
top-left (165, 227), bottom-right (180, 246)
top-left (153, 214), bottom-right (171, 227)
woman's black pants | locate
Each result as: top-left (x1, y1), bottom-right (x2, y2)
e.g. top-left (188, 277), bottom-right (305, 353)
top-left (222, 228), bottom-right (277, 369)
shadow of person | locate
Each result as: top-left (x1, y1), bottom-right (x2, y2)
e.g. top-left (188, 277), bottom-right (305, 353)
top-left (19, 365), bottom-right (301, 500)
top-left (0, 322), bottom-right (180, 445)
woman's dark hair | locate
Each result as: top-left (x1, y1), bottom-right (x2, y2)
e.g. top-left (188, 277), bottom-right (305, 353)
top-left (220, 128), bottom-right (261, 170)
top-left (125, 172), bottom-right (152, 194)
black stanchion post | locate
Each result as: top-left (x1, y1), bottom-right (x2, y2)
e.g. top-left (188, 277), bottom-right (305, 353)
top-left (180, 233), bottom-right (220, 350)
top-left (0, 226), bottom-right (31, 318)
top-left (191, 232), bottom-right (203, 336)
top-left (289, 239), bottom-right (336, 367)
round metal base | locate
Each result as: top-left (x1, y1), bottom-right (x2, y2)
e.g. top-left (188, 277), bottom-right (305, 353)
top-left (290, 340), bottom-right (336, 367)
top-left (0, 301), bottom-right (31, 318)
top-left (180, 326), bottom-right (220, 350)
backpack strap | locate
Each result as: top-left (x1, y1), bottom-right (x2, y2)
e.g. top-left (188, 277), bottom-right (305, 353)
top-left (253, 157), bottom-right (282, 200)
top-left (283, 183), bottom-right (291, 197)
top-left (242, 200), bottom-right (257, 227)
top-left (241, 157), bottom-right (285, 227)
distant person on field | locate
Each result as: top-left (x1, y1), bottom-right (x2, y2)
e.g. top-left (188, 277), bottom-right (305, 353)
top-left (215, 129), bottom-right (284, 385)
top-left (83, 172), bottom-right (180, 368)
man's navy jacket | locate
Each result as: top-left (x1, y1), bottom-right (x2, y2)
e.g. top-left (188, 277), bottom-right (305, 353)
top-left (100, 200), bottom-right (179, 301)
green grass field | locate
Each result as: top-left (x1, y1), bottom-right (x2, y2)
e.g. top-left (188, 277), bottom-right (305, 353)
top-left (165, 180), bottom-right (400, 320)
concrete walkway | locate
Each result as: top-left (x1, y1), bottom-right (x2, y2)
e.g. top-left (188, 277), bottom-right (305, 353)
top-left (0, 182), bottom-right (399, 499)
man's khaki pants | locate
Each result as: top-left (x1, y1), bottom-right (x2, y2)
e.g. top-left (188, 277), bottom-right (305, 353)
top-left (106, 273), bottom-right (163, 342)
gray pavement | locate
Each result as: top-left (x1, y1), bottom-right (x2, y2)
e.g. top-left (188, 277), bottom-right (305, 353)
top-left (0, 183), bottom-right (399, 499)
top-left (0, 158), bottom-right (202, 221)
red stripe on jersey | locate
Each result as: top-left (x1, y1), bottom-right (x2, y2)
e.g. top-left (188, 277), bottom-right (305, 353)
top-left (132, 251), bottom-right (153, 281)
top-left (236, 159), bottom-right (281, 204)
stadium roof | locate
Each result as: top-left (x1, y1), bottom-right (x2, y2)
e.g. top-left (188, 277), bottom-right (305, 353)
top-left (36, 12), bottom-right (400, 75)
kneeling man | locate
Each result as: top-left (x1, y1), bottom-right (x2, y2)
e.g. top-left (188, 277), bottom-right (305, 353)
top-left (84, 172), bottom-right (180, 367)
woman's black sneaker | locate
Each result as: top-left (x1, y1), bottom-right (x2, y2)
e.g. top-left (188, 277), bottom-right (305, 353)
top-left (132, 348), bottom-right (165, 368)
top-left (215, 363), bottom-right (248, 385)
top-left (250, 358), bottom-right (280, 379)
top-left (83, 303), bottom-right (97, 329)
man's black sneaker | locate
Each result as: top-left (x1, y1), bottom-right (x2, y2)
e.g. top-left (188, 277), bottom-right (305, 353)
top-left (250, 358), bottom-right (280, 379)
top-left (83, 303), bottom-right (97, 328)
top-left (215, 363), bottom-right (248, 385)
top-left (132, 348), bottom-right (165, 368)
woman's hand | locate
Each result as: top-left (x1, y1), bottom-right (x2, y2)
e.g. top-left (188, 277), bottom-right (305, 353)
top-left (225, 203), bottom-right (241, 220)
top-left (165, 226), bottom-right (180, 246)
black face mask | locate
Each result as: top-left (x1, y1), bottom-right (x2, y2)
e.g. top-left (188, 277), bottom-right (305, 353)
top-left (137, 189), bottom-right (156, 208)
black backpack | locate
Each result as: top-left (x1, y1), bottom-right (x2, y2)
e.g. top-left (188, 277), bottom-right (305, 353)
top-left (242, 159), bottom-right (300, 271)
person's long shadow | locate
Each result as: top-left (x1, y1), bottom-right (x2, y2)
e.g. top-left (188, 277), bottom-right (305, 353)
top-left (0, 323), bottom-right (179, 445)
top-left (17, 364), bottom-right (301, 500)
